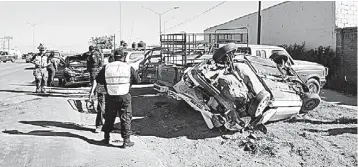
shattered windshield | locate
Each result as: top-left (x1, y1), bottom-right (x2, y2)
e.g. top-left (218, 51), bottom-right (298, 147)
top-left (249, 59), bottom-right (284, 78)
top-left (67, 57), bottom-right (87, 66)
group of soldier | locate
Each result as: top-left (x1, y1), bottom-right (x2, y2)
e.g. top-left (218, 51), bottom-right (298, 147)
top-left (30, 43), bottom-right (140, 148)
top-left (30, 43), bottom-right (58, 93)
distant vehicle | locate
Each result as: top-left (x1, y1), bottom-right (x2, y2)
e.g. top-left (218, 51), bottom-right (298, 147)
top-left (0, 51), bottom-right (16, 63)
top-left (22, 54), bottom-right (27, 59)
top-left (101, 49), bottom-right (113, 65)
top-left (25, 53), bottom-right (35, 63)
top-left (54, 54), bottom-right (90, 87)
top-left (107, 49), bottom-right (146, 71)
top-left (235, 44), bottom-right (328, 94)
top-left (123, 50), bottom-right (146, 71)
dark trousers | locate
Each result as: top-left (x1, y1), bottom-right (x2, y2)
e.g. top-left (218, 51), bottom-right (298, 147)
top-left (95, 92), bottom-right (105, 127)
top-left (89, 68), bottom-right (100, 83)
top-left (103, 93), bottom-right (132, 139)
top-left (47, 66), bottom-right (56, 86)
top-left (33, 68), bottom-right (48, 91)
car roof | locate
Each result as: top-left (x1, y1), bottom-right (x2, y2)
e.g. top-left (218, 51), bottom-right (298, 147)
top-left (236, 44), bottom-right (284, 50)
top-left (124, 50), bottom-right (145, 54)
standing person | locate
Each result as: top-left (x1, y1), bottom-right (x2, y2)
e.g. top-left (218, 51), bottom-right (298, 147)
top-left (82, 46), bottom-right (105, 133)
top-left (30, 43), bottom-right (49, 93)
top-left (89, 49), bottom-right (140, 148)
top-left (46, 51), bottom-right (58, 87)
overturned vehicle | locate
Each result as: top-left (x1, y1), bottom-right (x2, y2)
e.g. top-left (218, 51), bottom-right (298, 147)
top-left (156, 43), bottom-right (321, 132)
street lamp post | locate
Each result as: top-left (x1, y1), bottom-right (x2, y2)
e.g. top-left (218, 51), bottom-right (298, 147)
top-left (25, 21), bottom-right (42, 52)
top-left (141, 6), bottom-right (179, 35)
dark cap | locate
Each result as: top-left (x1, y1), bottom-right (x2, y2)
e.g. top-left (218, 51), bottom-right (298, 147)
top-left (114, 49), bottom-right (124, 57)
top-left (89, 46), bottom-right (94, 50)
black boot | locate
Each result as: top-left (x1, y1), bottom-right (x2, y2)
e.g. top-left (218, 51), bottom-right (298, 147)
top-left (121, 137), bottom-right (134, 148)
top-left (103, 132), bottom-right (110, 144)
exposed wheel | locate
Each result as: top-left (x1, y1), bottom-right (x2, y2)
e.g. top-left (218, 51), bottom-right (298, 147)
top-left (300, 93), bottom-right (321, 113)
top-left (212, 43), bottom-right (237, 63)
top-left (11, 59), bottom-right (15, 63)
top-left (248, 90), bottom-right (271, 117)
top-left (306, 78), bottom-right (320, 94)
top-left (59, 79), bottom-right (66, 87)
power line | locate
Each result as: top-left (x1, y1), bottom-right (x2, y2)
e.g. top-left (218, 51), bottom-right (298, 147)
top-left (164, 1), bottom-right (226, 32)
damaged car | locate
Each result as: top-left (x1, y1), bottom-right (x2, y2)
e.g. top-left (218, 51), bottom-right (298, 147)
top-left (55, 55), bottom-right (90, 87)
top-left (156, 43), bottom-right (321, 132)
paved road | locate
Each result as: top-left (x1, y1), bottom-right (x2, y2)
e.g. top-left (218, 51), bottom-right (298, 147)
top-left (0, 61), bottom-right (163, 167)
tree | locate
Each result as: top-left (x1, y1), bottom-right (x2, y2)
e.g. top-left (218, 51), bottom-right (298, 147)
top-left (88, 35), bottom-right (114, 49)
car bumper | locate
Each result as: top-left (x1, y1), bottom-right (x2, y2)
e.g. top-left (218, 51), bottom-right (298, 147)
top-left (66, 75), bottom-right (90, 84)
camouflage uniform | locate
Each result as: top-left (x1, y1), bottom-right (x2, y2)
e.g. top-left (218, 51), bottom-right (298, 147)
top-left (31, 44), bottom-right (48, 93)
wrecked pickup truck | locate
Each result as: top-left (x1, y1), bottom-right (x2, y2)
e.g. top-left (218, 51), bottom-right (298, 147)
top-left (154, 31), bottom-right (321, 132)
top-left (54, 54), bottom-right (90, 87)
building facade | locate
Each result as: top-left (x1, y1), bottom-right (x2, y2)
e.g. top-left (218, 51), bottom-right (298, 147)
top-left (204, 1), bottom-right (357, 50)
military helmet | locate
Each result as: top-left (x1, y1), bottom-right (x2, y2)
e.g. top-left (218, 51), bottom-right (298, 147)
top-left (37, 43), bottom-right (45, 51)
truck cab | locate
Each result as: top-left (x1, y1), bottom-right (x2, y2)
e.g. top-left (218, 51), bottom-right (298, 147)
top-left (236, 44), bottom-right (328, 93)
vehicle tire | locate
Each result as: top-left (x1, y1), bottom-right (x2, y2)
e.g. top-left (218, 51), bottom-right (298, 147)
top-left (212, 43), bottom-right (237, 63)
top-left (300, 93), bottom-right (321, 113)
top-left (306, 78), bottom-right (320, 94)
top-left (59, 79), bottom-right (66, 87)
top-left (248, 90), bottom-right (271, 117)
top-left (11, 59), bottom-right (15, 63)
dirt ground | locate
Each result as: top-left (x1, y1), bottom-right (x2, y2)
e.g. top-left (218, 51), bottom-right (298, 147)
top-left (0, 61), bottom-right (357, 167)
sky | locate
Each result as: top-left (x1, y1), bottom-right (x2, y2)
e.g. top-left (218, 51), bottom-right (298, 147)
top-left (0, 1), bottom-right (282, 53)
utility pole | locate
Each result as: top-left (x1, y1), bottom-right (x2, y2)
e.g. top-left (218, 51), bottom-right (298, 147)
top-left (257, 1), bottom-right (261, 45)
top-left (120, 1), bottom-right (122, 42)
top-left (113, 34), bottom-right (116, 51)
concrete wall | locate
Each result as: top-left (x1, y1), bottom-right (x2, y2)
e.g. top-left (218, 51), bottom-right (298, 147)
top-left (335, 1), bottom-right (358, 28)
top-left (335, 27), bottom-right (357, 86)
top-left (205, 1), bottom-right (337, 49)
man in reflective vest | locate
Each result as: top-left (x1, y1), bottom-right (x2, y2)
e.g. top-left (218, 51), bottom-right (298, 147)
top-left (89, 48), bottom-right (140, 148)
top-left (30, 43), bottom-right (49, 93)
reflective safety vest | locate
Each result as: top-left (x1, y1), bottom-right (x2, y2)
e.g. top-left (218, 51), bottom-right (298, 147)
top-left (33, 54), bottom-right (48, 68)
top-left (105, 61), bottom-right (131, 95)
